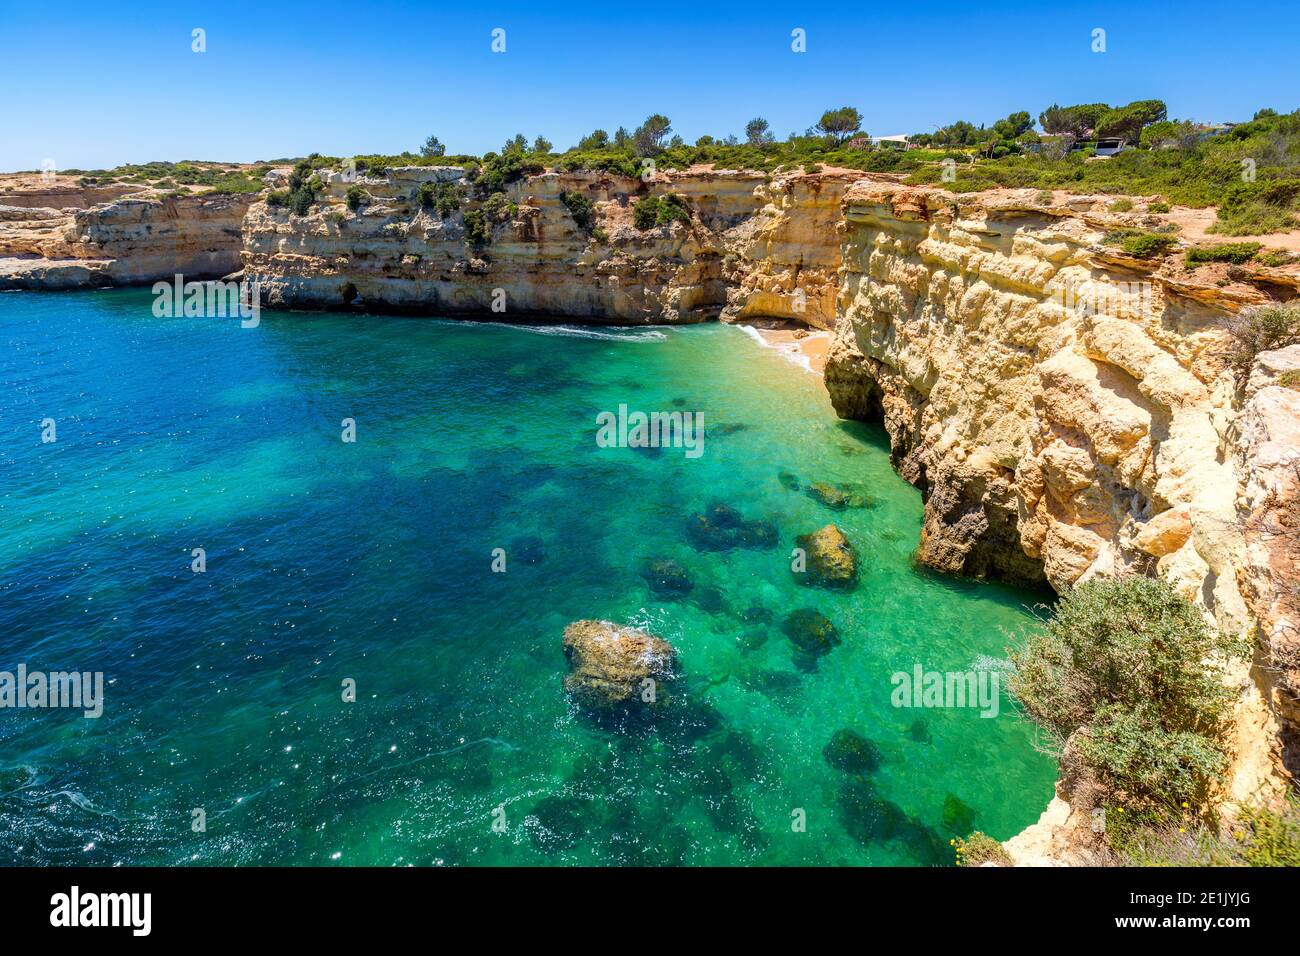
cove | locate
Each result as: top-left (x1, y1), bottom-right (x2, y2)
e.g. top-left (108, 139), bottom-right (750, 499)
top-left (0, 288), bottom-right (1057, 865)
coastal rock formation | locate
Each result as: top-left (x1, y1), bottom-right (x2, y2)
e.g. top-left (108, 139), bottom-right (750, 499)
top-left (824, 181), bottom-right (1298, 825)
top-left (241, 167), bottom-right (853, 325)
top-left (561, 619), bottom-right (676, 710)
top-left (0, 192), bottom-right (251, 290)
top-left (796, 523), bottom-right (859, 588)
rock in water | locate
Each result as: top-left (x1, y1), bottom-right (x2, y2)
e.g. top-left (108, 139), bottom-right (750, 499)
top-left (561, 620), bottom-right (676, 710)
top-left (795, 524), bottom-right (859, 589)
top-left (685, 502), bottom-right (779, 552)
top-left (941, 794), bottom-right (976, 835)
top-left (806, 481), bottom-right (872, 510)
top-left (781, 608), bottom-right (841, 667)
top-left (823, 729), bottom-right (882, 774)
top-left (640, 558), bottom-right (694, 598)
top-left (807, 482), bottom-right (852, 509)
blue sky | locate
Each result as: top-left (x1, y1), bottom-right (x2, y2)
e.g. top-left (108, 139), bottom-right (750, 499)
top-left (2, 0), bottom-right (1294, 172)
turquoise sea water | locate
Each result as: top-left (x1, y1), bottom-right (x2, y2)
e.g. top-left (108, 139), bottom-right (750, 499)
top-left (0, 289), bottom-right (1056, 866)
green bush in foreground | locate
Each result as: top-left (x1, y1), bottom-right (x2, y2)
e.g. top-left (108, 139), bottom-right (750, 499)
top-left (1185, 242), bottom-right (1262, 267)
top-left (1103, 229), bottom-right (1177, 259)
top-left (1225, 302), bottom-right (1300, 372)
top-left (952, 832), bottom-right (1012, 867)
top-left (1208, 179), bottom-right (1300, 236)
top-left (1115, 793), bottom-right (1300, 867)
top-left (1008, 577), bottom-right (1246, 811)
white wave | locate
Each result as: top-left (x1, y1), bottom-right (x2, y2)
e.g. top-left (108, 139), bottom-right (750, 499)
top-left (737, 324), bottom-right (816, 373)
top-left (470, 320), bottom-right (668, 342)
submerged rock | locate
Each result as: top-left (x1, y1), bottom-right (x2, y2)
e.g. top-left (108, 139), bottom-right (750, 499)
top-left (510, 534), bottom-right (546, 565)
top-left (528, 794), bottom-right (588, 852)
top-left (941, 794), bottom-right (976, 836)
top-left (908, 719), bottom-right (933, 744)
top-left (561, 620), bottom-right (676, 710)
top-left (837, 778), bottom-right (948, 864)
top-left (640, 558), bottom-right (694, 598)
top-left (781, 608), bottom-right (841, 668)
top-left (806, 481), bottom-right (872, 510)
top-left (686, 502), bottom-right (779, 552)
top-left (708, 422), bottom-right (749, 438)
top-left (822, 729), bottom-right (882, 774)
top-left (778, 470), bottom-right (801, 491)
top-left (692, 585), bottom-right (727, 614)
top-left (795, 523), bottom-right (859, 589)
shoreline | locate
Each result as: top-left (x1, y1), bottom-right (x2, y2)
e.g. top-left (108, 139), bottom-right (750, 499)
top-left (736, 320), bottom-right (831, 376)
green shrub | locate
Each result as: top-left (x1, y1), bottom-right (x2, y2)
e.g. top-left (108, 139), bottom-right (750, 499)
top-left (418, 181), bottom-right (462, 218)
top-left (1210, 179), bottom-right (1300, 235)
top-left (345, 185), bottom-right (368, 212)
top-left (1225, 302), bottom-right (1300, 372)
top-left (632, 193), bottom-right (690, 230)
top-left (1103, 229), bottom-right (1176, 258)
top-left (473, 151), bottom-right (543, 197)
top-left (1148, 201), bottom-right (1171, 213)
top-left (1008, 577), bottom-right (1246, 811)
top-left (1034, 189), bottom-right (1053, 204)
top-left (1108, 198), bottom-right (1134, 212)
top-left (463, 208), bottom-right (490, 247)
top-left (1261, 249), bottom-right (1295, 267)
top-left (481, 192), bottom-right (516, 224)
top-left (1118, 793), bottom-right (1300, 867)
top-left (952, 832), bottom-right (1012, 867)
top-left (559, 189), bottom-right (597, 231)
top-left (1185, 242), bottom-right (1262, 267)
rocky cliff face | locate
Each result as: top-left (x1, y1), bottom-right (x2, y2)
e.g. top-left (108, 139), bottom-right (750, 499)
top-left (241, 166), bottom-right (852, 327)
top-left (0, 192), bottom-right (251, 290)
top-left (823, 181), bottom-right (1299, 805)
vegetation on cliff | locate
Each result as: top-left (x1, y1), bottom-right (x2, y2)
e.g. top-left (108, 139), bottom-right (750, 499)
top-left (1225, 302), bottom-right (1300, 373)
top-left (907, 108), bottom-right (1300, 235)
top-left (1112, 793), bottom-right (1300, 866)
top-left (1009, 577), bottom-right (1247, 813)
top-left (66, 160), bottom-right (267, 195)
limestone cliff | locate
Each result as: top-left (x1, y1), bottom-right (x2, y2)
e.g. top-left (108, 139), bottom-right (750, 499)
top-left (823, 182), bottom-right (1299, 815)
top-left (0, 192), bottom-right (251, 290)
top-left (241, 166), bottom-right (852, 327)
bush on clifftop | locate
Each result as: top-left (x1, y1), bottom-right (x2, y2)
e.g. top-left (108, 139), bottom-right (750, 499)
top-left (1008, 577), bottom-right (1246, 812)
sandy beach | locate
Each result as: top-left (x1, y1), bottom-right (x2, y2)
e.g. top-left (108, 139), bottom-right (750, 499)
top-left (739, 320), bottom-right (832, 375)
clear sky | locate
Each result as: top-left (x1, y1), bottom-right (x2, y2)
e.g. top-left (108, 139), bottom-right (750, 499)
top-left (2, 0), bottom-right (1294, 172)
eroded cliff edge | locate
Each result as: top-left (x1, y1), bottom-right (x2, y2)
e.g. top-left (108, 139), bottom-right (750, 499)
top-left (241, 166), bottom-right (851, 328)
top-left (823, 182), bottom-right (1298, 856)
top-left (0, 191), bottom-right (251, 289)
